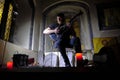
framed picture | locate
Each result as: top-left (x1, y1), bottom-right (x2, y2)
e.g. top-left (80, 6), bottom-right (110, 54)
top-left (96, 2), bottom-right (120, 30)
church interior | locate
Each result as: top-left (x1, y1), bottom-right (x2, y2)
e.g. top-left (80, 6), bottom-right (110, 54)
top-left (0, 0), bottom-right (120, 72)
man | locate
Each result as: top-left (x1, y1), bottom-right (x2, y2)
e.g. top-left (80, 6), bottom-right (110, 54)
top-left (43, 13), bottom-right (76, 67)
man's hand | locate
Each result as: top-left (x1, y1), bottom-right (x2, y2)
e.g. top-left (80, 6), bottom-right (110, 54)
top-left (54, 27), bottom-right (60, 34)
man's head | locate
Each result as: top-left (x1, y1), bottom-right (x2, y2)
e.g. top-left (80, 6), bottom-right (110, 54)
top-left (56, 13), bottom-right (65, 24)
top-left (57, 13), bottom-right (65, 19)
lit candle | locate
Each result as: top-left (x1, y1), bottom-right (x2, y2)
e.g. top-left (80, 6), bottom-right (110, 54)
top-left (75, 53), bottom-right (83, 61)
top-left (7, 61), bottom-right (13, 70)
top-left (75, 53), bottom-right (83, 67)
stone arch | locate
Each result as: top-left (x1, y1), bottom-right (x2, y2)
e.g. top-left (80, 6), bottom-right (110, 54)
top-left (40, 0), bottom-right (93, 61)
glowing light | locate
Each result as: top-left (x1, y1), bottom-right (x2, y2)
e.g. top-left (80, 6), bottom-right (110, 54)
top-left (75, 53), bottom-right (83, 67)
top-left (75, 53), bottom-right (83, 61)
top-left (7, 61), bottom-right (13, 70)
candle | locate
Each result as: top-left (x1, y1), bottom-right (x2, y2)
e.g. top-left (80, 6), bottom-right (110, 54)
top-left (75, 53), bottom-right (83, 67)
top-left (7, 61), bottom-right (13, 70)
top-left (75, 53), bottom-right (83, 61)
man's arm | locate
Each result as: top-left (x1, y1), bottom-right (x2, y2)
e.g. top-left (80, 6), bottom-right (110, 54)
top-left (43, 27), bottom-right (59, 34)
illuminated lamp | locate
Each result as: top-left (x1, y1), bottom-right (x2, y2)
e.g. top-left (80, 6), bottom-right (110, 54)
top-left (75, 53), bottom-right (83, 67)
top-left (7, 61), bottom-right (13, 70)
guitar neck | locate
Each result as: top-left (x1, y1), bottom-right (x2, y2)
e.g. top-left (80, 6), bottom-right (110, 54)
top-left (69, 11), bottom-right (83, 24)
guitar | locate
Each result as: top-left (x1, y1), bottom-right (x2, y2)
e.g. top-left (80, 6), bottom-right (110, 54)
top-left (49, 11), bottom-right (83, 41)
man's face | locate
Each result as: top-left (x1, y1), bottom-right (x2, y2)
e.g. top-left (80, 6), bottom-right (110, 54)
top-left (57, 16), bottom-right (63, 24)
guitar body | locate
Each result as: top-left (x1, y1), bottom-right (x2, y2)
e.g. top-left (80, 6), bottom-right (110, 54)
top-left (49, 33), bottom-right (58, 41)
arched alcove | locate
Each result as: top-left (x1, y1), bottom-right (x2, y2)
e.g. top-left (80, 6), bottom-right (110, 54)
top-left (39, 0), bottom-right (93, 65)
